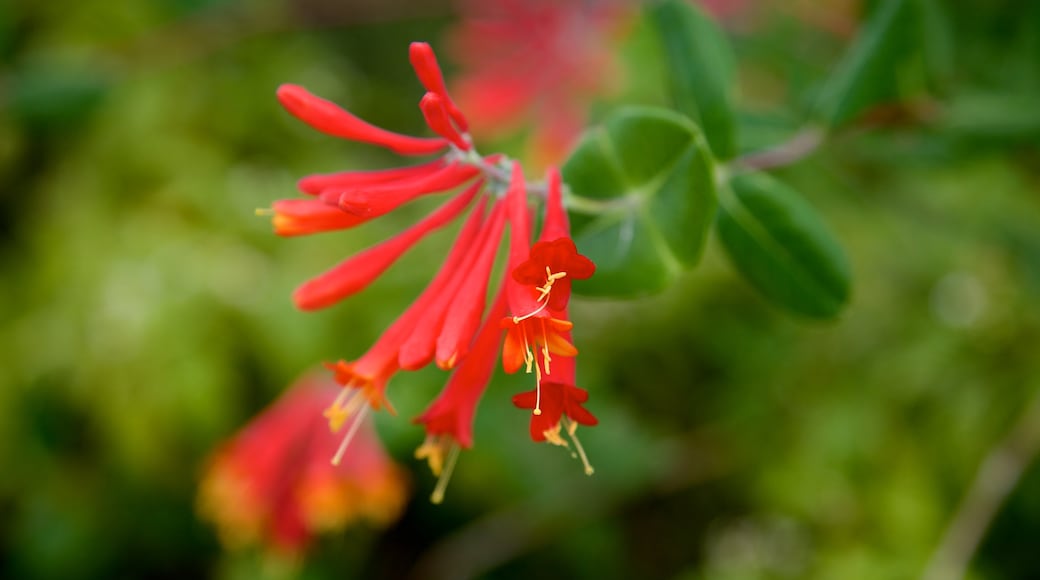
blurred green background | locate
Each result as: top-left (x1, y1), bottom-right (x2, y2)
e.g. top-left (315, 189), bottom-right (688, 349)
top-left (1, 0), bottom-right (1039, 578)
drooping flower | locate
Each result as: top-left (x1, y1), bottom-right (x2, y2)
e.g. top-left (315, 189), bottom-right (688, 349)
top-left (264, 42), bottom-right (598, 501)
top-left (197, 373), bottom-right (408, 555)
top-left (509, 167), bottom-right (595, 312)
top-left (500, 166), bottom-right (593, 382)
top-left (512, 353), bottom-right (598, 475)
top-left (413, 288), bottom-right (508, 503)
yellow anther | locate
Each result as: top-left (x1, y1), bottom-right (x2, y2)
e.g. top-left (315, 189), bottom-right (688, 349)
top-left (534, 267), bottom-right (568, 302)
top-left (543, 424), bottom-right (568, 447)
top-left (254, 207), bottom-right (274, 216)
top-left (563, 418), bottom-right (595, 476)
top-left (416, 438), bottom-right (461, 505)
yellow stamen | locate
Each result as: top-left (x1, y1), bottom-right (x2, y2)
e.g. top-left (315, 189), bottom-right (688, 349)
top-left (542, 423), bottom-right (568, 447)
top-left (533, 374), bottom-right (542, 416)
top-left (534, 266), bottom-right (568, 302)
top-left (415, 437), bottom-right (444, 476)
top-left (520, 325), bottom-right (535, 374)
top-left (564, 417), bottom-right (595, 476)
top-left (323, 386), bottom-right (367, 433)
top-left (540, 317), bottom-right (552, 376)
top-left (330, 404), bottom-right (370, 466)
top-left (254, 207), bottom-right (274, 216)
top-left (512, 299), bottom-right (550, 324)
top-left (430, 443), bottom-right (461, 504)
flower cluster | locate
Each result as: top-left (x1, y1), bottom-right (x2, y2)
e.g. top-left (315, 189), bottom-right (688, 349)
top-left (197, 373), bottom-right (408, 555)
top-left (267, 43), bottom-right (598, 502)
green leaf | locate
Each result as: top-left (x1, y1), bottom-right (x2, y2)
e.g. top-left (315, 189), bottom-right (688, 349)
top-left (716, 172), bottom-right (851, 318)
top-left (814, 0), bottom-right (917, 127)
top-left (918, 0), bottom-right (955, 92)
top-left (8, 63), bottom-right (111, 131)
top-left (563, 107), bottom-right (716, 298)
top-left (647, 0), bottom-right (738, 159)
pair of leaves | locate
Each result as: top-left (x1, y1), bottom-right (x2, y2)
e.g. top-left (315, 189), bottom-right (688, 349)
top-left (563, 108), bottom-right (851, 319)
top-left (563, 2), bottom-right (850, 318)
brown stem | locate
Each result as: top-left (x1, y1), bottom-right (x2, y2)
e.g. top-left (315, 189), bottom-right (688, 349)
top-left (733, 126), bottom-right (826, 173)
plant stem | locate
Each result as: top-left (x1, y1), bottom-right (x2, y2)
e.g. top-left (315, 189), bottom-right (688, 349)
top-left (733, 126), bottom-right (826, 172)
top-left (922, 387), bottom-right (1040, 580)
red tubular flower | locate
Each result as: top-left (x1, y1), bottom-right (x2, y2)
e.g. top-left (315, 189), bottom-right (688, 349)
top-left (297, 159), bottom-right (445, 196)
top-left (322, 196), bottom-right (488, 431)
top-left (511, 352), bottom-right (597, 475)
top-left (433, 195), bottom-right (509, 369)
top-left (399, 199), bottom-right (506, 370)
top-left (294, 181), bottom-right (481, 311)
top-left (413, 288), bottom-right (507, 503)
top-left (329, 162), bottom-right (481, 218)
top-left (420, 92), bottom-right (471, 151)
top-left (510, 167), bottom-right (595, 311)
top-left (197, 373), bottom-right (408, 555)
top-left (409, 41), bottom-right (469, 131)
top-left (511, 238), bottom-right (595, 311)
top-left (500, 163), bottom-right (577, 380)
top-left (277, 84), bottom-right (449, 155)
top-left (270, 199), bottom-right (365, 237)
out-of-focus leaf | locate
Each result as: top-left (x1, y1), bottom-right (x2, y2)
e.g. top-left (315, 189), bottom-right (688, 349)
top-left (563, 107), bottom-right (716, 297)
top-left (717, 172), bottom-right (851, 318)
top-left (814, 0), bottom-right (916, 127)
top-left (919, 0), bottom-right (955, 92)
top-left (647, 0), bottom-right (738, 159)
top-left (7, 64), bottom-right (111, 131)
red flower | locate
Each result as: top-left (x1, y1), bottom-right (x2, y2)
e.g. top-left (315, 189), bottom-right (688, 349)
top-left (293, 180), bottom-right (482, 311)
top-left (277, 84), bottom-right (448, 155)
top-left (448, 0), bottom-right (632, 164)
top-left (263, 42), bottom-right (599, 497)
top-left (511, 354), bottom-right (598, 475)
top-left (197, 373), bottom-right (408, 555)
top-left (509, 167), bottom-right (595, 312)
top-left (412, 288), bottom-right (507, 503)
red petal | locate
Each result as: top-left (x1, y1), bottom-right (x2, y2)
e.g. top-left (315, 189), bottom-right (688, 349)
top-left (293, 182), bottom-right (479, 310)
top-left (277, 84), bottom-right (448, 155)
top-left (434, 203), bottom-right (507, 369)
top-left (420, 92), bottom-right (470, 151)
top-left (409, 42), bottom-right (470, 131)
top-left (272, 199), bottom-right (366, 236)
top-left (297, 160), bottom-right (443, 195)
top-left (399, 200), bottom-right (502, 370)
top-left (334, 163), bottom-right (480, 219)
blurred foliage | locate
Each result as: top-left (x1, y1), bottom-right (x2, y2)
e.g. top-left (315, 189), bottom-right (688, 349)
top-left (1, 0), bottom-right (1039, 579)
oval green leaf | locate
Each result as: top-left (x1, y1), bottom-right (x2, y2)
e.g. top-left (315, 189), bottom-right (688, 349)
top-left (562, 107), bottom-right (716, 298)
top-left (814, 0), bottom-right (917, 127)
top-left (717, 172), bottom-right (851, 318)
top-left (648, 0), bottom-right (738, 159)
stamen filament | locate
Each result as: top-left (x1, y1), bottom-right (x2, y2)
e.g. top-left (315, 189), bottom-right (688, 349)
top-left (564, 418), bottom-right (595, 476)
top-left (430, 443), bottom-right (461, 504)
top-left (540, 317), bottom-right (552, 376)
top-left (331, 404), bottom-right (370, 466)
top-left (512, 299), bottom-right (550, 324)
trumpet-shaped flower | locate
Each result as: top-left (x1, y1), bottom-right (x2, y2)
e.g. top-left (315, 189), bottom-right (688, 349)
top-left (197, 373), bottom-right (408, 555)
